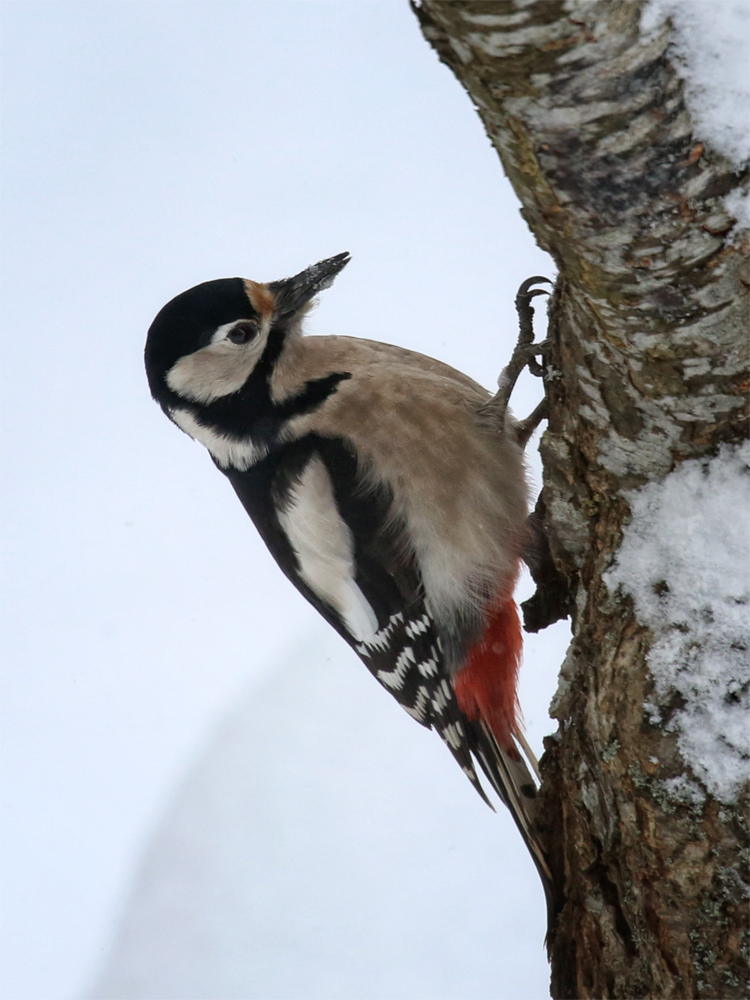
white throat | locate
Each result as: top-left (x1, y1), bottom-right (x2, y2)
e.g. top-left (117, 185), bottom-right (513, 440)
top-left (170, 408), bottom-right (268, 470)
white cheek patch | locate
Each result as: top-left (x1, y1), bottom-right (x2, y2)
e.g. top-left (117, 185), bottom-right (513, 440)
top-left (277, 456), bottom-right (378, 643)
top-left (170, 408), bottom-right (268, 470)
top-left (166, 320), bottom-right (269, 404)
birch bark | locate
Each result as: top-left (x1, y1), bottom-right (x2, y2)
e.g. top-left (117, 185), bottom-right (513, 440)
top-left (412, 3), bottom-right (749, 997)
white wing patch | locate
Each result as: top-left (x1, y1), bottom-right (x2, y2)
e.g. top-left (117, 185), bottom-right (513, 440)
top-left (278, 455), bottom-right (378, 643)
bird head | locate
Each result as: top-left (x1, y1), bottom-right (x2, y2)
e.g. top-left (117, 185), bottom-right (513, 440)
top-left (144, 252), bottom-right (350, 409)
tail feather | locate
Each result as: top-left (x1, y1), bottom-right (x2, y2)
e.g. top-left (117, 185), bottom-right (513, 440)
top-left (516, 728), bottom-right (541, 782)
top-left (452, 589), bottom-right (555, 924)
top-left (471, 720), bottom-right (555, 928)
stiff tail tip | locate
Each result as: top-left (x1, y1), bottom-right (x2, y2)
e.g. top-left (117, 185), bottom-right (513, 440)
top-left (453, 595), bottom-right (557, 935)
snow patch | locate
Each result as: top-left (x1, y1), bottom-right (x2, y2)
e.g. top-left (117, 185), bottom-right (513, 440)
top-left (641, 0), bottom-right (750, 228)
top-left (605, 441), bottom-right (750, 803)
top-left (641, 0), bottom-right (749, 167)
top-left (724, 185), bottom-right (750, 231)
top-left (662, 773), bottom-right (706, 807)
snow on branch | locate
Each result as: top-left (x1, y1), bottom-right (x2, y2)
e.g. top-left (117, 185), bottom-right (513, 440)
top-left (642, 0), bottom-right (750, 227)
top-left (606, 441), bottom-right (750, 802)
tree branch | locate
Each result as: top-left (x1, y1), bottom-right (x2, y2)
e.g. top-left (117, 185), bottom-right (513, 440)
top-left (413, 2), bottom-right (749, 997)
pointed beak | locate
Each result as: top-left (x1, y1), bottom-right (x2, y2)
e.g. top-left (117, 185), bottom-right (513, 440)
top-left (268, 252), bottom-right (351, 319)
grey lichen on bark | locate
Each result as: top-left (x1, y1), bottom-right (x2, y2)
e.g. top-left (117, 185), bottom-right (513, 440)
top-left (413, 2), bottom-right (749, 998)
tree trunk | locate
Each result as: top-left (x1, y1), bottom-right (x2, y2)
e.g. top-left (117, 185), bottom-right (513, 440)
top-left (412, 3), bottom-right (749, 998)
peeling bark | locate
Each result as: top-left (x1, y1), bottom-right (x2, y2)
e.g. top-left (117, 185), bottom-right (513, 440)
top-left (413, 3), bottom-right (749, 998)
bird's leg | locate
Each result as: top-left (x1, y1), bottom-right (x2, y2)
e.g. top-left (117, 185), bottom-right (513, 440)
top-left (480, 276), bottom-right (572, 632)
top-left (514, 398), bottom-right (548, 449)
top-left (478, 276), bottom-right (552, 439)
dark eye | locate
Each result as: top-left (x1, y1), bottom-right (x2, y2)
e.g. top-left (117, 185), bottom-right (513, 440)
top-left (227, 322), bottom-right (259, 344)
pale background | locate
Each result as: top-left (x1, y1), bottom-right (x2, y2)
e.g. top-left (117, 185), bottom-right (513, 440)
top-left (0, 3), bottom-right (569, 998)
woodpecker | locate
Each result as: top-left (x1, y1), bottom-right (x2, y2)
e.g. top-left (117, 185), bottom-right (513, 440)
top-left (145, 253), bottom-right (553, 902)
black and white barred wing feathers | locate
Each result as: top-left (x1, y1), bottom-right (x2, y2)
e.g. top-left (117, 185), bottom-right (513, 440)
top-left (230, 437), bottom-right (542, 831)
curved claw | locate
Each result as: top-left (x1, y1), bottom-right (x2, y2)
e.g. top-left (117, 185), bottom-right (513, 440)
top-left (515, 276), bottom-right (551, 348)
top-left (516, 275), bottom-right (553, 298)
top-left (482, 277), bottom-right (554, 436)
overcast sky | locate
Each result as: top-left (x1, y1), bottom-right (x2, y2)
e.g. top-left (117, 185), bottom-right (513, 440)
top-left (0, 4), bottom-right (568, 998)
